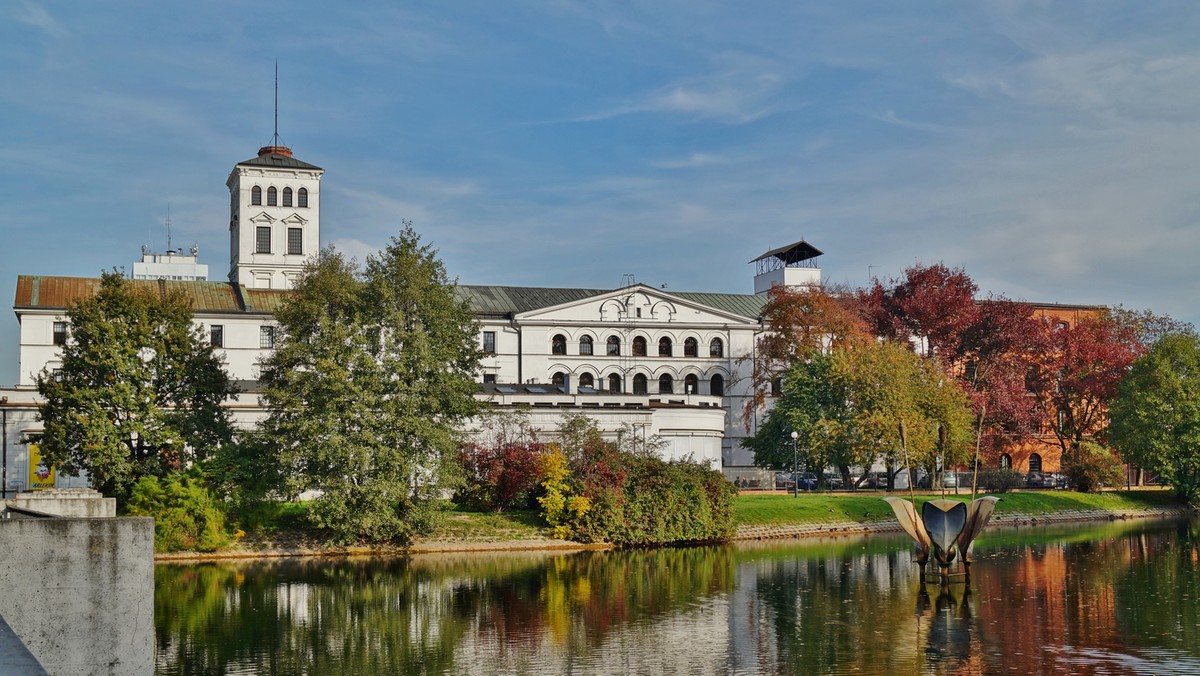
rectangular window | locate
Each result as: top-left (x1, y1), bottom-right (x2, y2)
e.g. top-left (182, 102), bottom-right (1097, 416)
top-left (210, 325), bottom-right (224, 348)
top-left (287, 228), bottom-right (303, 255)
top-left (260, 326), bottom-right (276, 349)
top-left (482, 331), bottom-right (496, 354)
top-left (483, 374), bottom-right (497, 384)
top-left (53, 321), bottom-right (68, 346)
top-left (256, 226), bottom-right (271, 254)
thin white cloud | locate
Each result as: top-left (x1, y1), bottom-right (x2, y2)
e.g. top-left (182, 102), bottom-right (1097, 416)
top-left (13, 1), bottom-right (68, 40)
top-left (649, 153), bottom-right (725, 169)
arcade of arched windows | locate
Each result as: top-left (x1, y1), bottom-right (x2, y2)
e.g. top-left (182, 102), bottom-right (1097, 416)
top-left (539, 329), bottom-right (732, 359)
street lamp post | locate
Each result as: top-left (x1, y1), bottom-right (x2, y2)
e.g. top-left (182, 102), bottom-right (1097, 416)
top-left (790, 431), bottom-right (799, 498)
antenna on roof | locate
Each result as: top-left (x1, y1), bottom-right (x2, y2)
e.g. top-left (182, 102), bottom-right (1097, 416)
top-left (273, 61), bottom-right (280, 147)
top-left (166, 204), bottom-right (172, 252)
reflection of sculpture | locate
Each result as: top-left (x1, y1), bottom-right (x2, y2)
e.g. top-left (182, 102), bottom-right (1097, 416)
top-left (883, 497), bottom-right (999, 582)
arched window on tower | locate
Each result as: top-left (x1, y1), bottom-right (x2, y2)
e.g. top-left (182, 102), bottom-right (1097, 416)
top-left (658, 337), bottom-right (672, 357)
top-left (711, 374), bottom-right (725, 396)
top-left (710, 338), bottom-right (724, 358)
top-left (251, 186), bottom-right (262, 205)
top-left (658, 374), bottom-right (673, 394)
top-left (267, 186), bottom-right (278, 206)
top-left (552, 334), bottom-right (567, 355)
top-left (633, 374), bottom-right (648, 395)
top-left (607, 336), bottom-right (620, 356)
top-left (608, 373), bottom-right (622, 393)
top-left (298, 187), bottom-right (309, 208)
top-left (283, 187), bottom-right (293, 207)
top-left (633, 336), bottom-right (647, 357)
top-left (684, 337), bottom-right (698, 357)
top-left (684, 374), bottom-right (699, 394)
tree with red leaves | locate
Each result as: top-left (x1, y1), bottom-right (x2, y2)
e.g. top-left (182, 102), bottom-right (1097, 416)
top-left (1024, 315), bottom-right (1145, 487)
top-left (740, 284), bottom-right (870, 429)
top-left (860, 263), bottom-right (979, 358)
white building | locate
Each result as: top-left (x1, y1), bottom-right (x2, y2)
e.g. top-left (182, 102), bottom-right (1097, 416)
top-left (131, 246), bottom-right (209, 281)
top-left (3, 142), bottom-right (824, 492)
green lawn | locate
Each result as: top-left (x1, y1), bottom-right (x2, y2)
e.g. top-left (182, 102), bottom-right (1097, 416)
top-left (733, 489), bottom-right (1182, 527)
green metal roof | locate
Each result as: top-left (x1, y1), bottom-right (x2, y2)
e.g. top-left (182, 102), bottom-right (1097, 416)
top-left (457, 285), bottom-right (766, 320)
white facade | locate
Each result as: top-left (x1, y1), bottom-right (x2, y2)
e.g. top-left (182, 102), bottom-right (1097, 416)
top-left (6, 144), bottom-right (833, 489)
top-left (131, 247), bottom-right (209, 281)
top-left (226, 146), bottom-right (323, 290)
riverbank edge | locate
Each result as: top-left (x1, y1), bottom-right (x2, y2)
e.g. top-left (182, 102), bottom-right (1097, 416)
top-left (154, 503), bottom-right (1198, 562)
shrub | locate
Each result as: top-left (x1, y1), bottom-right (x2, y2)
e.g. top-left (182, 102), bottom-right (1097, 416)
top-left (126, 473), bottom-right (229, 553)
top-left (456, 440), bottom-right (546, 512)
top-left (977, 468), bottom-right (1025, 493)
top-left (1064, 441), bottom-right (1125, 493)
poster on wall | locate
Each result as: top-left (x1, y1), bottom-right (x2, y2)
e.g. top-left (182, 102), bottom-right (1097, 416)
top-left (28, 443), bottom-right (55, 490)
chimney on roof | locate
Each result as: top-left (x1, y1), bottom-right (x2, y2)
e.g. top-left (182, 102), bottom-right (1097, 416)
top-left (257, 145), bottom-right (293, 158)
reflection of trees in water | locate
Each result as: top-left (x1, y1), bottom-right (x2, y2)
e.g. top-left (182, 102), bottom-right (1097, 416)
top-left (156, 546), bottom-right (736, 674)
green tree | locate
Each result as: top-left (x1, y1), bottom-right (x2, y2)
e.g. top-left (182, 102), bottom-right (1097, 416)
top-left (34, 271), bottom-right (236, 499)
top-left (256, 224), bottom-right (482, 544)
top-left (1109, 333), bottom-right (1200, 503)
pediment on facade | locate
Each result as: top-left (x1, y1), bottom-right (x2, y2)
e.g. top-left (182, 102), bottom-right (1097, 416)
top-left (280, 213), bottom-right (308, 225)
top-left (247, 211), bottom-right (276, 224)
top-left (517, 284), bottom-right (758, 326)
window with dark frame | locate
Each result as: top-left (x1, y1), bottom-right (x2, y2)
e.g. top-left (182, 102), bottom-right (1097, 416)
top-left (633, 374), bottom-right (648, 395)
top-left (53, 321), bottom-right (68, 346)
top-left (287, 228), bottom-right (303, 255)
top-left (260, 325), bottom-right (276, 349)
top-left (482, 331), bottom-right (496, 354)
top-left (685, 374), bottom-right (699, 394)
top-left (251, 186), bottom-right (262, 205)
top-left (579, 373), bottom-right (594, 389)
top-left (267, 186), bottom-right (278, 206)
top-left (298, 187), bottom-right (308, 208)
top-left (283, 187), bottom-right (293, 207)
top-left (210, 325), bottom-right (224, 348)
top-left (711, 374), bottom-right (725, 396)
top-left (608, 374), bottom-right (621, 392)
top-left (633, 336), bottom-right (647, 357)
top-left (606, 336), bottom-right (620, 356)
top-left (684, 337), bottom-right (698, 357)
top-left (658, 374), bottom-right (673, 394)
top-left (579, 335), bottom-right (593, 355)
top-left (710, 338), bottom-right (724, 358)
top-left (552, 334), bottom-right (567, 355)
top-left (658, 337), bottom-right (672, 357)
top-left (483, 373), bottom-right (497, 384)
top-left (256, 226), bottom-right (271, 254)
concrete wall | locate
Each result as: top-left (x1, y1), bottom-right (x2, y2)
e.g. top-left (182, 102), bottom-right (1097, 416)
top-left (0, 517), bottom-right (154, 676)
top-left (7, 489), bottom-right (116, 518)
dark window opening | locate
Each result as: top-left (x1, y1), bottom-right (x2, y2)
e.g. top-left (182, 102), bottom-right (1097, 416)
top-left (579, 335), bottom-right (593, 355)
top-left (658, 374), bottom-right (673, 394)
top-left (287, 228), bottom-right (303, 255)
top-left (552, 372), bottom-right (566, 387)
top-left (251, 186), bottom-right (262, 205)
top-left (552, 334), bottom-right (567, 355)
top-left (685, 374), bottom-right (699, 394)
top-left (483, 373), bottom-right (497, 384)
top-left (684, 337), bottom-right (698, 357)
top-left (608, 374), bottom-right (621, 393)
top-left (711, 374), bottom-right (725, 396)
top-left (256, 226), bottom-right (271, 254)
top-left (297, 187), bottom-right (308, 208)
top-left (1029, 453), bottom-right (1042, 474)
top-left (633, 336), bottom-right (647, 357)
top-left (658, 337), bottom-right (672, 357)
top-left (771, 377), bottom-right (782, 397)
top-left (482, 331), bottom-right (496, 354)
top-left (633, 374), bottom-right (648, 395)
top-left (1000, 453), bottom-right (1012, 469)
top-left (579, 373), bottom-right (594, 389)
top-left (267, 186), bottom-right (277, 206)
top-left (607, 336), bottom-right (620, 356)
top-left (53, 321), bottom-right (68, 346)
top-left (710, 338), bottom-right (724, 358)
top-left (210, 325), bottom-right (224, 348)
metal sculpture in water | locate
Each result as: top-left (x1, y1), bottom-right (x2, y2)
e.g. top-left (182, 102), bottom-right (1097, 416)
top-left (883, 496), bottom-right (999, 583)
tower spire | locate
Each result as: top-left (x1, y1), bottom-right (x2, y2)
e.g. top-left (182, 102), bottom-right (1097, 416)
top-left (273, 61), bottom-right (280, 147)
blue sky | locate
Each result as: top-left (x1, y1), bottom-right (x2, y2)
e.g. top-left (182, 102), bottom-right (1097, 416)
top-left (3, 1), bottom-right (1199, 385)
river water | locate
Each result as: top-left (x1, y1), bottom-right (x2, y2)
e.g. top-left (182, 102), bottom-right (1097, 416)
top-left (155, 517), bottom-right (1200, 675)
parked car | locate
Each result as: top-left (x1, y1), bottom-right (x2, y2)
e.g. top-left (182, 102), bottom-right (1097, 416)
top-left (1026, 472), bottom-right (1051, 489)
top-left (795, 472), bottom-right (819, 491)
top-left (775, 472), bottom-right (795, 490)
top-left (824, 473), bottom-right (844, 490)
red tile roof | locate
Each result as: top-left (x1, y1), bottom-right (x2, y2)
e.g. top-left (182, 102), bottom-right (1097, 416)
top-left (14, 276), bottom-right (293, 314)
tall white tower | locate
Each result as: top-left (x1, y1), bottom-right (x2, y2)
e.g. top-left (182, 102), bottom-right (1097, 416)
top-left (226, 145), bottom-right (323, 289)
top-left (751, 240), bottom-right (823, 294)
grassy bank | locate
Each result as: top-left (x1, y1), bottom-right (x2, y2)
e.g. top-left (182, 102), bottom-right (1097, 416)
top-left (733, 489), bottom-right (1184, 528)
